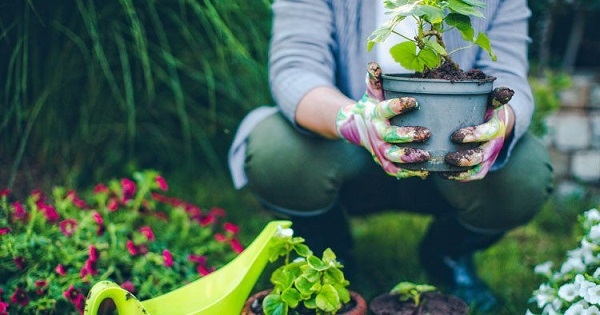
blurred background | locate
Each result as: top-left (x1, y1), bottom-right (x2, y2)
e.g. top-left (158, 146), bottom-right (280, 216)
top-left (0, 2), bottom-right (599, 313)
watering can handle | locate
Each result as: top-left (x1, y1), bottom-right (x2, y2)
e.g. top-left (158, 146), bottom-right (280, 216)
top-left (85, 280), bottom-right (148, 315)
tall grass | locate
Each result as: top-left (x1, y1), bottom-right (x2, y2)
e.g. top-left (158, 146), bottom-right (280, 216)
top-left (0, 1), bottom-right (272, 194)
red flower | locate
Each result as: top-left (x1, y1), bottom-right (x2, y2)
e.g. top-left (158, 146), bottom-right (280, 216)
top-left (215, 233), bottom-right (227, 242)
top-left (197, 264), bottom-right (215, 276)
top-left (208, 207), bottom-right (227, 218)
top-left (10, 287), bottom-right (28, 307)
top-left (55, 264), bottom-right (67, 276)
top-left (107, 198), bottom-right (119, 212)
top-left (121, 178), bottom-right (136, 202)
top-left (121, 281), bottom-right (135, 293)
top-left (163, 249), bottom-right (173, 268)
top-left (80, 258), bottom-right (98, 278)
top-left (34, 280), bottom-right (47, 295)
top-left (188, 254), bottom-right (207, 264)
top-left (63, 285), bottom-right (86, 314)
top-left (0, 300), bottom-right (9, 314)
top-left (30, 190), bottom-right (46, 203)
top-left (89, 245), bottom-right (98, 262)
top-left (139, 226), bottom-right (155, 241)
top-left (93, 183), bottom-right (109, 194)
top-left (11, 202), bottom-right (28, 222)
top-left (0, 227), bottom-right (10, 235)
top-left (13, 256), bottom-right (25, 270)
top-left (66, 190), bottom-right (87, 208)
top-left (199, 214), bottom-right (215, 226)
top-left (63, 285), bottom-right (79, 301)
top-left (126, 240), bottom-right (138, 256)
top-left (0, 189), bottom-right (9, 197)
top-left (155, 175), bottom-right (168, 191)
top-left (37, 203), bottom-right (60, 222)
top-left (230, 238), bottom-right (245, 254)
top-left (223, 222), bottom-right (240, 234)
top-left (59, 219), bottom-right (78, 237)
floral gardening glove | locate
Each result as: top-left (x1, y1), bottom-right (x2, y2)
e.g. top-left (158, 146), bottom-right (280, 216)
top-left (336, 62), bottom-right (431, 179)
top-left (442, 87), bottom-right (515, 181)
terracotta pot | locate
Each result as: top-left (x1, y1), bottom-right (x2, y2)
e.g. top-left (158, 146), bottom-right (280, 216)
top-left (369, 291), bottom-right (468, 315)
top-left (241, 289), bottom-right (367, 315)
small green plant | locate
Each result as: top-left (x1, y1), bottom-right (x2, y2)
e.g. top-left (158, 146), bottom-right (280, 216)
top-left (261, 227), bottom-right (351, 315)
top-left (390, 281), bottom-right (436, 306)
top-left (367, 0), bottom-right (496, 72)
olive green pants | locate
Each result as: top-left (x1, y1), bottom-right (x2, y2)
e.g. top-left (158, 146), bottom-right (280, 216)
top-left (244, 113), bottom-right (554, 233)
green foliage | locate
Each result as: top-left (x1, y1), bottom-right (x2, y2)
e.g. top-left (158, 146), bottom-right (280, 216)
top-left (0, 1), bottom-right (273, 189)
top-left (367, 0), bottom-right (496, 72)
top-left (262, 227), bottom-right (351, 315)
top-left (528, 71), bottom-right (572, 136)
top-left (390, 281), bottom-right (436, 306)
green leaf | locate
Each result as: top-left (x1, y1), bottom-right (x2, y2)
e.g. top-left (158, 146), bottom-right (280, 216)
top-left (321, 248), bottom-right (336, 263)
top-left (416, 5), bottom-right (445, 24)
top-left (307, 254), bottom-right (328, 271)
top-left (426, 40), bottom-right (448, 57)
top-left (447, 0), bottom-right (485, 17)
top-left (262, 294), bottom-right (288, 315)
top-left (323, 266), bottom-right (345, 284)
top-left (281, 288), bottom-right (302, 308)
top-left (315, 284), bottom-right (341, 313)
top-left (475, 33), bottom-right (497, 61)
top-left (390, 41), bottom-right (440, 72)
top-left (293, 243), bottom-right (311, 257)
top-left (294, 275), bottom-right (314, 295)
top-left (446, 13), bottom-right (474, 41)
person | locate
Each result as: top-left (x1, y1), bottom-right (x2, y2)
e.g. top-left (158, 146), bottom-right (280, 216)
top-left (228, 0), bottom-right (554, 311)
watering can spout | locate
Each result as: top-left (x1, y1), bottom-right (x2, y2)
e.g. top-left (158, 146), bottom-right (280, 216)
top-left (84, 220), bottom-right (291, 315)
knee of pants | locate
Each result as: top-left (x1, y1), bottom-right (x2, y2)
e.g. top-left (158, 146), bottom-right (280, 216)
top-left (243, 113), bottom-right (358, 211)
top-left (441, 134), bottom-right (555, 231)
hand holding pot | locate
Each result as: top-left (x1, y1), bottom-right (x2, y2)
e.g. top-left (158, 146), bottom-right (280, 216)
top-left (442, 87), bottom-right (515, 181)
top-left (336, 62), bottom-right (431, 179)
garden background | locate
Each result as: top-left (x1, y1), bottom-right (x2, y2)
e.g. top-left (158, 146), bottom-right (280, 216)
top-left (1, 1), bottom-right (599, 314)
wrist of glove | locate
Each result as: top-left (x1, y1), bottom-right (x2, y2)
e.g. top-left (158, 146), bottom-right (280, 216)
top-left (441, 87), bottom-right (515, 181)
top-left (336, 63), bottom-right (431, 179)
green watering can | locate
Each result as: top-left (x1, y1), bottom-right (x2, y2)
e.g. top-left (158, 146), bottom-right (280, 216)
top-left (84, 220), bottom-right (291, 315)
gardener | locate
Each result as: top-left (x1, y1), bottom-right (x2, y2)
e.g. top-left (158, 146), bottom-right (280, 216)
top-left (228, 0), bottom-right (554, 312)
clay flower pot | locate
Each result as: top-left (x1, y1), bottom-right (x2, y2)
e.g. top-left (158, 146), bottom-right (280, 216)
top-left (383, 74), bottom-right (495, 172)
top-left (242, 289), bottom-right (367, 315)
top-left (369, 291), bottom-right (468, 315)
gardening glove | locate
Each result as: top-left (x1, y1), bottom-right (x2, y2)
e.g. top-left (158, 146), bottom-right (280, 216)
top-left (442, 87), bottom-right (515, 181)
top-left (336, 62), bottom-right (431, 179)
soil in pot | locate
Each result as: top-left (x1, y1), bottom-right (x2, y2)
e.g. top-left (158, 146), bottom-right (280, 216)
top-left (241, 289), bottom-right (367, 315)
top-left (369, 291), bottom-right (468, 315)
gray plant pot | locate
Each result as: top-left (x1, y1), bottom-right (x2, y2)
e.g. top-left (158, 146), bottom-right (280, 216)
top-left (383, 74), bottom-right (495, 172)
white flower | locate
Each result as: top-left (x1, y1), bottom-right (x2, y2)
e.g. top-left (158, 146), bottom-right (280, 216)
top-left (561, 256), bottom-right (586, 274)
top-left (533, 283), bottom-right (558, 308)
top-left (585, 283), bottom-right (600, 305)
top-left (589, 225), bottom-right (600, 244)
top-left (585, 209), bottom-right (600, 223)
top-left (559, 283), bottom-right (581, 302)
top-left (594, 267), bottom-right (600, 278)
top-left (535, 261), bottom-right (554, 277)
top-left (276, 226), bottom-right (294, 237)
top-left (586, 305), bottom-right (600, 315)
top-left (565, 302), bottom-right (585, 315)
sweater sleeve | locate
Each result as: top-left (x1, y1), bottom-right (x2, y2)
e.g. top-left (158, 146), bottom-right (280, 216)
top-left (269, 0), bottom-right (338, 125)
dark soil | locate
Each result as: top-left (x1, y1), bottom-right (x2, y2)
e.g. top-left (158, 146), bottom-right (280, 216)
top-left (369, 292), bottom-right (469, 315)
top-left (416, 60), bottom-right (495, 82)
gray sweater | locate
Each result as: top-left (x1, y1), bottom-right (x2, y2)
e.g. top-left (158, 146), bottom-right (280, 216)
top-left (229, 0), bottom-right (533, 188)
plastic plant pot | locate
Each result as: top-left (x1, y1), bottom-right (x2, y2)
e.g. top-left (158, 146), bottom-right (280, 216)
top-left (383, 74), bottom-right (495, 172)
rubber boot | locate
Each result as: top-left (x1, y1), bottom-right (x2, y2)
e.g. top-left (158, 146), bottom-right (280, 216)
top-left (263, 202), bottom-right (355, 275)
top-left (419, 216), bottom-right (504, 312)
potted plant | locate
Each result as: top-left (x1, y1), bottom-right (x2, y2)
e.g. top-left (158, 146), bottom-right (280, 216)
top-left (367, 0), bottom-right (504, 172)
top-left (369, 281), bottom-right (468, 315)
top-left (242, 226), bottom-right (367, 315)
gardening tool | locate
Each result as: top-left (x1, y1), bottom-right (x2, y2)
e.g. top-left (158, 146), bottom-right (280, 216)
top-left (84, 220), bottom-right (291, 315)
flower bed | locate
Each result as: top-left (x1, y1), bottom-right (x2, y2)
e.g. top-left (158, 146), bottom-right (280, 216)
top-left (0, 170), bottom-right (243, 314)
top-left (528, 208), bottom-right (600, 314)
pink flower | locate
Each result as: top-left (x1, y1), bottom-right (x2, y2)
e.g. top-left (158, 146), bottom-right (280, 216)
top-left (34, 280), bottom-right (47, 295)
top-left (223, 222), bottom-right (240, 234)
top-left (11, 201), bottom-right (28, 222)
top-left (14, 256), bottom-right (25, 270)
top-left (93, 183), bottom-right (109, 194)
top-left (55, 264), bottom-right (67, 276)
top-left (59, 219), bottom-right (78, 237)
top-left (80, 258), bottom-right (98, 278)
top-left (0, 227), bottom-right (10, 235)
top-left (197, 264), bottom-right (215, 276)
top-left (230, 238), bottom-right (245, 254)
top-left (126, 240), bottom-right (138, 256)
top-left (63, 285), bottom-right (86, 314)
top-left (66, 190), bottom-right (87, 208)
top-left (214, 233), bottom-right (227, 242)
top-left (0, 300), bottom-right (9, 314)
top-left (10, 287), bottom-right (29, 307)
top-left (38, 203), bottom-right (60, 222)
top-left (121, 281), bottom-right (135, 293)
top-left (209, 207), bottom-right (227, 218)
top-left (199, 214), bottom-right (215, 226)
top-left (30, 190), bottom-right (46, 203)
top-left (92, 211), bottom-right (103, 225)
top-left (89, 246), bottom-right (98, 262)
top-left (0, 189), bottom-right (9, 197)
top-left (188, 254), bottom-right (207, 264)
top-left (121, 178), bottom-right (136, 202)
top-left (139, 226), bottom-right (155, 241)
top-left (155, 175), bottom-right (168, 191)
top-left (163, 249), bottom-right (173, 267)
top-left (107, 198), bottom-right (119, 212)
